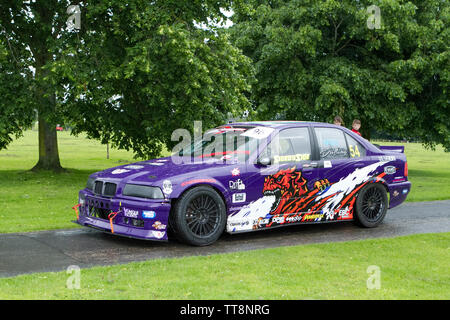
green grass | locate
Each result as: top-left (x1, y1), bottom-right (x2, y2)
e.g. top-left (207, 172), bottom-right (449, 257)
top-left (0, 233), bottom-right (449, 300)
top-left (0, 131), bottom-right (449, 233)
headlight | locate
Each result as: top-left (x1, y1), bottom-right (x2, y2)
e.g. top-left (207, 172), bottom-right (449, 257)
top-left (86, 177), bottom-right (95, 191)
top-left (122, 184), bottom-right (164, 199)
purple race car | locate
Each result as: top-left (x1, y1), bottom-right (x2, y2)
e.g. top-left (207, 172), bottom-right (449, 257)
top-left (74, 121), bottom-right (411, 246)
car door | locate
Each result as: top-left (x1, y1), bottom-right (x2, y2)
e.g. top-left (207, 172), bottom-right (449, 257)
top-left (311, 126), bottom-right (371, 221)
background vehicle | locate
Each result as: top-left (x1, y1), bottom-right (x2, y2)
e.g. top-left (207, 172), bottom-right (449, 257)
top-left (75, 121), bottom-right (411, 246)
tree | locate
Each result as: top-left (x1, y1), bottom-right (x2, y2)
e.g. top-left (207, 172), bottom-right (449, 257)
top-left (230, 0), bottom-right (449, 149)
top-left (0, 1), bottom-right (253, 170)
top-left (0, 1), bottom-right (71, 171)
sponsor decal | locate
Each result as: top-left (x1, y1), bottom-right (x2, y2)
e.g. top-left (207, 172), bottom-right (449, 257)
top-left (337, 208), bottom-right (350, 218)
top-left (228, 220), bottom-right (250, 227)
top-left (152, 221), bottom-right (166, 230)
top-left (232, 193), bottom-right (246, 203)
top-left (393, 190), bottom-right (399, 197)
top-left (323, 160), bottom-right (332, 168)
top-left (111, 169), bottom-right (130, 175)
top-left (151, 231), bottom-right (165, 239)
top-left (229, 179), bottom-right (245, 190)
top-left (142, 210), bottom-right (156, 219)
top-left (241, 126), bottom-right (274, 139)
top-left (252, 217), bottom-right (270, 229)
top-left (285, 215), bottom-right (303, 223)
top-left (274, 153), bottom-right (310, 163)
top-left (384, 166), bottom-right (396, 175)
top-left (231, 168), bottom-right (240, 176)
top-left (402, 189), bottom-right (409, 195)
top-left (123, 208), bottom-right (139, 218)
top-left (378, 156), bottom-right (396, 162)
top-left (271, 215), bottom-right (285, 224)
top-left (124, 165), bottom-right (144, 170)
top-left (302, 213), bottom-right (324, 221)
top-left (180, 178), bottom-right (216, 187)
top-left (147, 162), bottom-right (164, 166)
top-left (162, 180), bottom-right (173, 195)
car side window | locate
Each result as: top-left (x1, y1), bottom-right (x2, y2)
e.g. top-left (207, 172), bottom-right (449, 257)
top-left (345, 134), bottom-right (366, 158)
top-left (262, 127), bottom-right (312, 163)
top-left (314, 127), bottom-right (349, 160)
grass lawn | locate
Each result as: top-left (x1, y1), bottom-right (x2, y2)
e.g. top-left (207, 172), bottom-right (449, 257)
top-left (0, 131), bottom-right (449, 233)
top-left (375, 140), bottom-right (450, 202)
top-left (0, 233), bottom-right (449, 300)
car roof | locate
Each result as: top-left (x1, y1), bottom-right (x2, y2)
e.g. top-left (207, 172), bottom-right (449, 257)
top-left (226, 120), bottom-right (334, 129)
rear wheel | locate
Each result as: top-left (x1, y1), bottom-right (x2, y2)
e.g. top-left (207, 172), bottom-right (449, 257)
top-left (354, 183), bottom-right (388, 228)
top-left (170, 186), bottom-right (226, 246)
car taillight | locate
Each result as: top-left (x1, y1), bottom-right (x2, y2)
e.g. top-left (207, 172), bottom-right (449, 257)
top-left (404, 162), bottom-right (408, 177)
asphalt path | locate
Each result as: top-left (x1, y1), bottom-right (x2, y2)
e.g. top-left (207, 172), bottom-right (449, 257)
top-left (1, 200), bottom-right (449, 278)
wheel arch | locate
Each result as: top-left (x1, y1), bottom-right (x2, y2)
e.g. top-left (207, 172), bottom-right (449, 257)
top-left (169, 183), bottom-right (229, 220)
top-left (367, 177), bottom-right (390, 197)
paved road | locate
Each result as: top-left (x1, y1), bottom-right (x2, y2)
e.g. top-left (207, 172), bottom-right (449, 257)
top-left (1, 200), bottom-right (449, 278)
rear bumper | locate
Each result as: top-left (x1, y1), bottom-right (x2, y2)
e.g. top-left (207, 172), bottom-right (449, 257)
top-left (75, 190), bottom-right (171, 241)
top-left (387, 181), bottom-right (412, 209)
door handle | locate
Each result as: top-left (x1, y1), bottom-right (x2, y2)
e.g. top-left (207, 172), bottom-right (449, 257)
top-left (303, 162), bottom-right (318, 168)
top-left (303, 162), bottom-right (318, 173)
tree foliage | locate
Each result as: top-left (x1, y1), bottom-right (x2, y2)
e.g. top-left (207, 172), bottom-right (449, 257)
top-left (52, 1), bottom-right (253, 158)
top-left (0, 37), bottom-right (35, 149)
top-left (230, 0), bottom-right (449, 149)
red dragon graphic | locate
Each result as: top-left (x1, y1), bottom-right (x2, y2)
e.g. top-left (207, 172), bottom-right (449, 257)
top-left (262, 167), bottom-right (330, 217)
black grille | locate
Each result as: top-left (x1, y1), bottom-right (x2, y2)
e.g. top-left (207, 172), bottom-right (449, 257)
top-left (104, 183), bottom-right (117, 197)
top-left (93, 181), bottom-right (117, 197)
top-left (94, 181), bottom-right (103, 194)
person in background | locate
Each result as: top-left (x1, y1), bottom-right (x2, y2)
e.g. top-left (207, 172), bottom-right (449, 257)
top-left (352, 119), bottom-right (362, 136)
top-left (333, 115), bottom-right (343, 126)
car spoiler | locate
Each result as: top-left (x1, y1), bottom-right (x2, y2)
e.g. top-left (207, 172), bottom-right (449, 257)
top-left (378, 145), bottom-right (405, 153)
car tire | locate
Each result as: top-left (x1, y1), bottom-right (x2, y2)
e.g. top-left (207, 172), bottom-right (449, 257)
top-left (170, 186), bottom-right (226, 246)
top-left (354, 183), bottom-right (388, 228)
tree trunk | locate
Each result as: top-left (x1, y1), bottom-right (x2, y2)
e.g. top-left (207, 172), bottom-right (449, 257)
top-left (31, 19), bottom-right (64, 173)
top-left (32, 115), bottom-right (63, 172)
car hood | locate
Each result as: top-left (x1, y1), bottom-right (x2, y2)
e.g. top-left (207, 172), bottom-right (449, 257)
top-left (91, 156), bottom-right (240, 187)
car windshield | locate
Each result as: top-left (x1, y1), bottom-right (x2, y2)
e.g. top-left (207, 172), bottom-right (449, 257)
top-left (176, 126), bottom-right (274, 161)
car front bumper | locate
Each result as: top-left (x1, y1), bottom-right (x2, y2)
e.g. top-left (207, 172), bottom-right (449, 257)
top-left (74, 190), bottom-right (171, 241)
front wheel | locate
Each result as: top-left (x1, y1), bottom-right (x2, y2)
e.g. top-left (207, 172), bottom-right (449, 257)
top-left (354, 183), bottom-right (388, 228)
top-left (170, 186), bottom-right (226, 246)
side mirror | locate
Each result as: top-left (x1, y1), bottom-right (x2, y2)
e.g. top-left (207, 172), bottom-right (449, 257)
top-left (257, 156), bottom-right (272, 166)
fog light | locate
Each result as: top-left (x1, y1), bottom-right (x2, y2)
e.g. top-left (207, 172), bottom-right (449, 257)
top-left (131, 218), bottom-right (144, 228)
